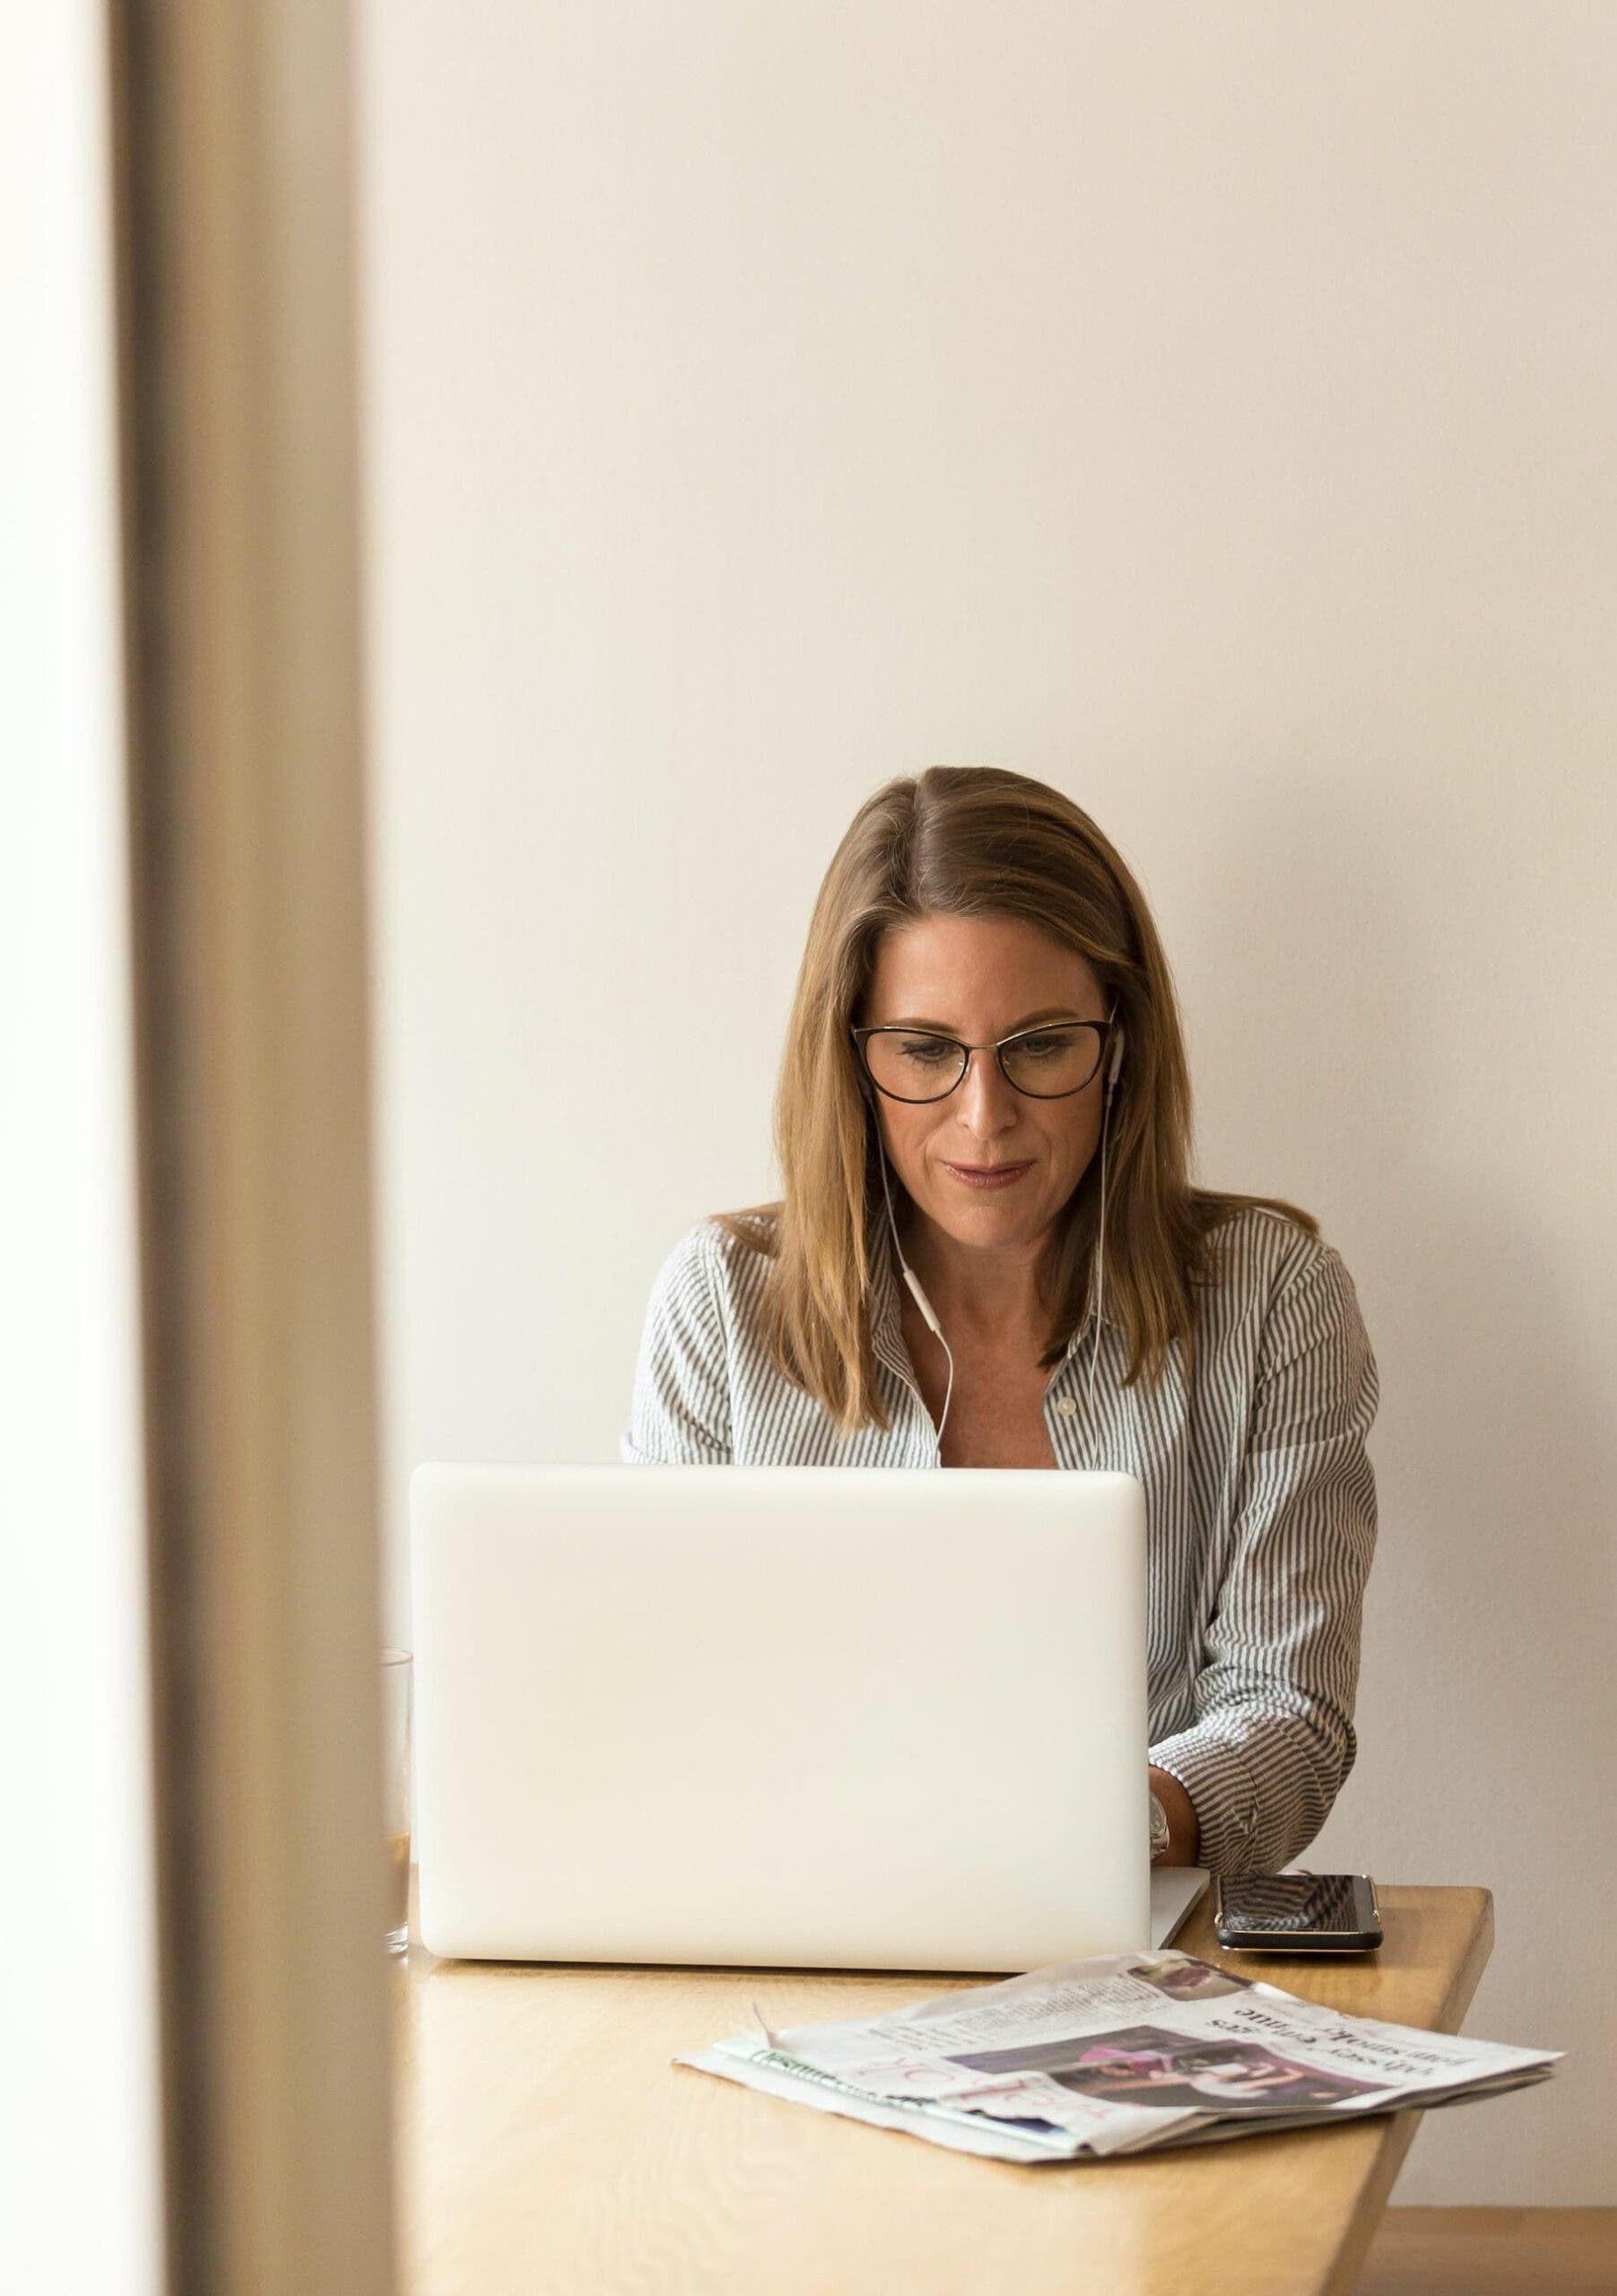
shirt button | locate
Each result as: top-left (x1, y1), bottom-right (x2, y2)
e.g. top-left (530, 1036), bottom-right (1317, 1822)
top-left (1054, 1396), bottom-right (1079, 1419)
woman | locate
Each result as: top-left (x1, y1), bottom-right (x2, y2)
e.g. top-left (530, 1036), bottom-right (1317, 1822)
top-left (622, 766), bottom-right (1378, 1876)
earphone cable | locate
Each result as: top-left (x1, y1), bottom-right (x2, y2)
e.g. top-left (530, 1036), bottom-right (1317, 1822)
top-left (874, 1135), bottom-right (956, 1446)
top-left (871, 1067), bottom-right (1112, 1450)
top-left (1088, 1084), bottom-right (1112, 1421)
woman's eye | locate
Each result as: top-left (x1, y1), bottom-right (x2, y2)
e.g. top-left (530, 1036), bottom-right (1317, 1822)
top-left (897, 1037), bottom-right (954, 1064)
top-left (1017, 1033), bottom-right (1065, 1057)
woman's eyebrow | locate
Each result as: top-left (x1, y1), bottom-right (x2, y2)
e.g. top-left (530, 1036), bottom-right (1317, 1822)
top-left (874, 1006), bottom-right (1088, 1033)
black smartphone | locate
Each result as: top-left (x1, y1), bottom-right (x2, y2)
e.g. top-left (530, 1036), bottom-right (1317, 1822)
top-left (1213, 1873), bottom-right (1382, 1953)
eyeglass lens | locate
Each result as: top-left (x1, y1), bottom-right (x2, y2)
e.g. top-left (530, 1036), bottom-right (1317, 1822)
top-left (860, 1024), bottom-right (1101, 1101)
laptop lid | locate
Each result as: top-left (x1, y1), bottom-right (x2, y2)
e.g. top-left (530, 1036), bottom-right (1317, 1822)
top-left (411, 1462), bottom-right (1152, 1971)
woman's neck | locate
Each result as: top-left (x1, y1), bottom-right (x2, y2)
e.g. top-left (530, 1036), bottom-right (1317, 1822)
top-left (899, 1212), bottom-right (1057, 1341)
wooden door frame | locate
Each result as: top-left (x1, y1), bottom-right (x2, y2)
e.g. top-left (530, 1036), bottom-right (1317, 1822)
top-left (106, 1), bottom-right (396, 2288)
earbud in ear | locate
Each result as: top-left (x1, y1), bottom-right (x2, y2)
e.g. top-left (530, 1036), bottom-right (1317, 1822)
top-left (1108, 1028), bottom-right (1125, 1091)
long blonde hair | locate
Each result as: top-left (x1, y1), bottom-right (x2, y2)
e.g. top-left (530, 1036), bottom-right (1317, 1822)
top-left (716, 766), bottom-right (1317, 1433)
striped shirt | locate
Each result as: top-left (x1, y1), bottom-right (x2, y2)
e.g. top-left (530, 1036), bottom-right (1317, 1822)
top-left (621, 1202), bottom-right (1379, 1874)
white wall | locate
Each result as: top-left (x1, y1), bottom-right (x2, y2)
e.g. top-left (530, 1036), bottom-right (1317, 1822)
top-left (361, 4), bottom-right (1617, 2203)
top-left (0, 4), bottom-right (164, 2286)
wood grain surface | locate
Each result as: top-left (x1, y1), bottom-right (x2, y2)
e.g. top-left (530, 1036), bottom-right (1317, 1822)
top-left (1361, 2207), bottom-right (1617, 2294)
top-left (393, 1883), bottom-right (1494, 2296)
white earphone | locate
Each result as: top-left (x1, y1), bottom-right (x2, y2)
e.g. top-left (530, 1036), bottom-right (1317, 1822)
top-left (868, 1005), bottom-right (1125, 1448)
top-left (1085, 1013), bottom-right (1126, 1421)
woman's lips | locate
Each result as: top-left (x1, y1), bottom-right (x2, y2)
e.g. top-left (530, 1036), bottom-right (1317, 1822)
top-left (941, 1160), bottom-right (1034, 1190)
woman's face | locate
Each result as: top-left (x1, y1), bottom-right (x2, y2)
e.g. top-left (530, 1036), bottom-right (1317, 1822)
top-left (860, 913), bottom-right (1111, 1262)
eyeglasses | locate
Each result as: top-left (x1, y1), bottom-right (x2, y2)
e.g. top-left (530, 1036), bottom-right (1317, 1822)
top-left (851, 1014), bottom-right (1117, 1103)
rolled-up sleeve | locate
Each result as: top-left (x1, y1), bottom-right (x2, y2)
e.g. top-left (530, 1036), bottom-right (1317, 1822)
top-left (620, 1227), bottom-right (734, 1465)
top-left (1150, 1248), bottom-right (1379, 1874)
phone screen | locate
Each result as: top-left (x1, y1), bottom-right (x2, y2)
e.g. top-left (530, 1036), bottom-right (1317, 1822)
top-left (1218, 1874), bottom-right (1374, 1934)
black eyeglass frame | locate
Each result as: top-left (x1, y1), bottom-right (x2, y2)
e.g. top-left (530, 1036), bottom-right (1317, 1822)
top-left (849, 1014), bottom-right (1118, 1104)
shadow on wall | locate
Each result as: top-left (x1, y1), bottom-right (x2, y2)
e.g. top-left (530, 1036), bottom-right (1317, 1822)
top-left (1181, 764), bottom-right (1615, 2201)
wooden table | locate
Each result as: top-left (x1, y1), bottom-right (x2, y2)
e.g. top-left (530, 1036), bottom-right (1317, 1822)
top-left (393, 1884), bottom-right (1493, 2296)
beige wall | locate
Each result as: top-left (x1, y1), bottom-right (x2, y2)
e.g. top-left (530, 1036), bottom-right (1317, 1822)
top-left (360, 4), bottom-right (1617, 2202)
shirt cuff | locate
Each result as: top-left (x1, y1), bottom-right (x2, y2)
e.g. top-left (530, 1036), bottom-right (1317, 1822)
top-left (1149, 1725), bottom-right (1263, 1874)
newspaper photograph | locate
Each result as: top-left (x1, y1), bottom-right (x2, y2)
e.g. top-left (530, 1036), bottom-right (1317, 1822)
top-left (675, 1950), bottom-right (1559, 2164)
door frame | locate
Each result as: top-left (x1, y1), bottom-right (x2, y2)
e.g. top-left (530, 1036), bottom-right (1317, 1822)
top-left (107, 2), bottom-right (396, 2287)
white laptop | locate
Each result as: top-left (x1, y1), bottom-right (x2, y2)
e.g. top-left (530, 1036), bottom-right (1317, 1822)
top-left (410, 1463), bottom-right (1206, 1971)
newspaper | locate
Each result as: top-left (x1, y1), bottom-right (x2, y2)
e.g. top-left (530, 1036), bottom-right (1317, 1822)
top-left (675, 1950), bottom-right (1559, 2164)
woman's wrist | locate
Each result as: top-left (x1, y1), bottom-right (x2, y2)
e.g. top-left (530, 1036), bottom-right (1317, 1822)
top-left (1148, 1764), bottom-right (1201, 1866)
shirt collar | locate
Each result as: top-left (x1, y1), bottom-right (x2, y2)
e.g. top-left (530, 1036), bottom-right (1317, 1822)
top-left (865, 1211), bottom-right (913, 1385)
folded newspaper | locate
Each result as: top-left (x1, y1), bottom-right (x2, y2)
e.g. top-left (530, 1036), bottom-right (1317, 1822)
top-left (674, 1950), bottom-right (1559, 2164)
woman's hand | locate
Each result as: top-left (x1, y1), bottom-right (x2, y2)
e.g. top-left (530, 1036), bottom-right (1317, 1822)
top-left (1149, 1765), bottom-right (1201, 1865)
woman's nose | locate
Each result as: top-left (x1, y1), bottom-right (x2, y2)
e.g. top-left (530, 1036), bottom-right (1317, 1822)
top-left (954, 1048), bottom-right (1021, 1135)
